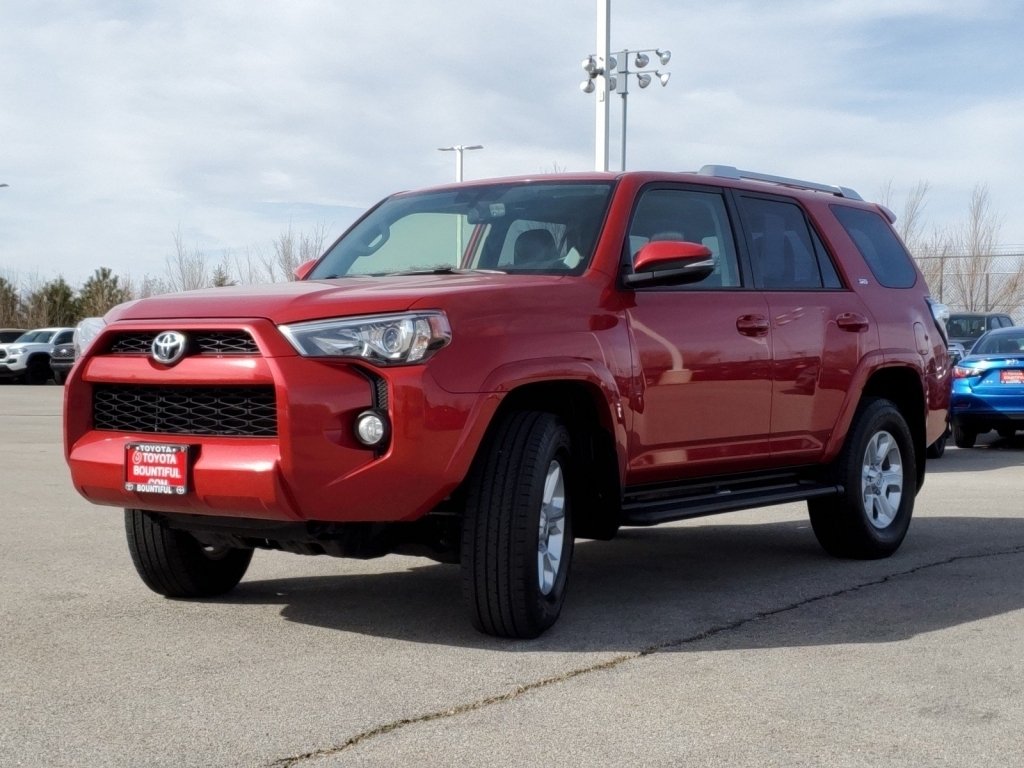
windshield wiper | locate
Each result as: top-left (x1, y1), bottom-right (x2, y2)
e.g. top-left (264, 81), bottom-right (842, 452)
top-left (375, 267), bottom-right (506, 277)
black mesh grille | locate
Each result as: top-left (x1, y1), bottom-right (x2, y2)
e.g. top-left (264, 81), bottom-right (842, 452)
top-left (93, 385), bottom-right (277, 436)
top-left (108, 331), bottom-right (259, 355)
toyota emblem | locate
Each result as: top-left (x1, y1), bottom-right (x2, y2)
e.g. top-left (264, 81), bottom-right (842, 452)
top-left (151, 331), bottom-right (188, 365)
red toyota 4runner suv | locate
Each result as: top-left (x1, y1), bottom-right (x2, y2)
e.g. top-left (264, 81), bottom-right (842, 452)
top-left (65, 166), bottom-right (950, 638)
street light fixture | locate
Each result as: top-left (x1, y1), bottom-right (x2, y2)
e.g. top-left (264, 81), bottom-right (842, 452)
top-left (437, 144), bottom-right (484, 183)
top-left (580, 46), bottom-right (671, 172)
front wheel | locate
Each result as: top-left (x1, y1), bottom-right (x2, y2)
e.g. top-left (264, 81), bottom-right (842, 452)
top-left (809, 398), bottom-right (916, 559)
top-left (125, 509), bottom-right (253, 597)
top-left (461, 411), bottom-right (574, 639)
top-left (25, 358), bottom-right (50, 385)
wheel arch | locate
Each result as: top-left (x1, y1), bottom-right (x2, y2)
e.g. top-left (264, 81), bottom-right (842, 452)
top-left (472, 380), bottom-right (623, 540)
top-left (861, 366), bottom-right (927, 488)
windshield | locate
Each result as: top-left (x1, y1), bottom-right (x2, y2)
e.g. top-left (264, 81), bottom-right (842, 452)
top-left (14, 330), bottom-right (54, 344)
top-left (310, 182), bottom-right (613, 279)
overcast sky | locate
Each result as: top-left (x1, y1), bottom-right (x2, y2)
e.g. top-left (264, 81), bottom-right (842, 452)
top-left (1, 0), bottom-right (1022, 287)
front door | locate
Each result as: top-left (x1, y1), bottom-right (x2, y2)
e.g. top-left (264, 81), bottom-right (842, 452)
top-left (624, 186), bottom-right (773, 485)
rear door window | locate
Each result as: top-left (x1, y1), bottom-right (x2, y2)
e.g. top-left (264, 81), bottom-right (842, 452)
top-left (737, 196), bottom-right (841, 290)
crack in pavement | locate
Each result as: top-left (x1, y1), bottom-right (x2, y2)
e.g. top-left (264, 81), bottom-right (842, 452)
top-left (267, 544), bottom-right (1024, 767)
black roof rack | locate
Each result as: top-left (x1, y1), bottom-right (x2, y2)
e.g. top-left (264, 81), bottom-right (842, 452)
top-left (698, 164), bottom-right (863, 201)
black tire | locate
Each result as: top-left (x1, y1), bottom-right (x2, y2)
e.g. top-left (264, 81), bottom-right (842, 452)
top-left (125, 509), bottom-right (253, 597)
top-left (952, 424), bottom-right (976, 449)
top-left (808, 398), bottom-right (916, 559)
top-left (461, 411), bottom-right (574, 639)
top-left (25, 357), bottom-right (50, 385)
top-left (926, 433), bottom-right (946, 459)
top-left (52, 370), bottom-right (66, 385)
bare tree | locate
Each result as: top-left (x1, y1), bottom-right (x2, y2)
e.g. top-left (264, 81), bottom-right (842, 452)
top-left (233, 246), bottom-right (274, 285)
top-left (946, 184), bottom-right (1024, 311)
top-left (260, 223), bottom-right (331, 282)
top-left (165, 227), bottom-right (210, 292)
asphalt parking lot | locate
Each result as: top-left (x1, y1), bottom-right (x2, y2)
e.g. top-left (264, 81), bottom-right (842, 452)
top-left (2, 384), bottom-right (1023, 767)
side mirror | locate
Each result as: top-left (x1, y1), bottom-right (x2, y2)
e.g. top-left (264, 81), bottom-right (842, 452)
top-left (622, 241), bottom-right (715, 288)
top-left (294, 259), bottom-right (317, 281)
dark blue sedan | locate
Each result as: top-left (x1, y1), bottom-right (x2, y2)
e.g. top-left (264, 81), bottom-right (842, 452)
top-left (950, 326), bottom-right (1024, 447)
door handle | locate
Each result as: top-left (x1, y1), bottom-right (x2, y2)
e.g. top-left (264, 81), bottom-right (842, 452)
top-left (736, 315), bottom-right (770, 337)
top-left (836, 312), bottom-right (869, 332)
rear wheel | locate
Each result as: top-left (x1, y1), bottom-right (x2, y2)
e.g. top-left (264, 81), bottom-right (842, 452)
top-left (809, 398), bottom-right (916, 559)
top-left (461, 411), bottom-right (574, 639)
top-left (926, 433), bottom-right (946, 459)
top-left (952, 424), bottom-right (976, 449)
top-left (125, 509), bottom-right (253, 597)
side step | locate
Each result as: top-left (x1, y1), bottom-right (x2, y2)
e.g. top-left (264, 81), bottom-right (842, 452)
top-left (621, 471), bottom-right (842, 527)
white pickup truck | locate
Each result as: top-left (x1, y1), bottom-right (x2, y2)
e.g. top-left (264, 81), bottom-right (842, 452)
top-left (0, 327), bottom-right (74, 384)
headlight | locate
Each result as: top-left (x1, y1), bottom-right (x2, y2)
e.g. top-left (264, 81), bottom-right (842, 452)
top-left (279, 311), bottom-right (452, 365)
top-left (75, 317), bottom-right (107, 357)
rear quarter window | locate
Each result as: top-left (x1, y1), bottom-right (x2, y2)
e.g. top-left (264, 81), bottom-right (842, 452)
top-left (831, 205), bottom-right (917, 289)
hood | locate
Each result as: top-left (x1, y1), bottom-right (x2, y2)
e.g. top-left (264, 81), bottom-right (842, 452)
top-left (107, 273), bottom-right (572, 325)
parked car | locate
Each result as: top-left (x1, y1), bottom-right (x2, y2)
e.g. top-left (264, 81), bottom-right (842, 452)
top-left (946, 312), bottom-right (1014, 363)
top-left (950, 326), bottom-right (1024, 447)
top-left (0, 327), bottom-right (74, 384)
top-left (50, 341), bottom-right (76, 384)
top-left (64, 166), bottom-right (950, 638)
top-left (0, 328), bottom-right (27, 343)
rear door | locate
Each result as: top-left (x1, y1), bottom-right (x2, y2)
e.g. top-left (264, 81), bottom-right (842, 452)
top-left (735, 193), bottom-right (876, 463)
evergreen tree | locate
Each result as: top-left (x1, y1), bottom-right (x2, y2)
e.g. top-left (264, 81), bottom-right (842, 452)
top-left (78, 267), bottom-right (131, 318)
top-left (24, 277), bottom-right (78, 327)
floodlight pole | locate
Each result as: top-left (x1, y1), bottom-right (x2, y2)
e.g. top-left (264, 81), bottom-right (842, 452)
top-left (595, 0), bottom-right (611, 172)
top-left (582, 4), bottom-right (670, 172)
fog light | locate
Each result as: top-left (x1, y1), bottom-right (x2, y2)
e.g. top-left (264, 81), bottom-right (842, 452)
top-left (355, 411), bottom-right (388, 447)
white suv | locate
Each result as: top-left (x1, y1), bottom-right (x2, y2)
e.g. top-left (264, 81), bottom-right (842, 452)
top-left (0, 327), bottom-right (75, 384)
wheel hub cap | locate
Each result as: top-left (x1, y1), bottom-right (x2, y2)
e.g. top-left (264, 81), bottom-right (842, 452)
top-left (861, 430), bottom-right (903, 529)
top-left (537, 460), bottom-right (566, 596)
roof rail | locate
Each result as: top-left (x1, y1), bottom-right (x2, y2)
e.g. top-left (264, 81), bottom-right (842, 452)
top-left (698, 164), bottom-right (863, 201)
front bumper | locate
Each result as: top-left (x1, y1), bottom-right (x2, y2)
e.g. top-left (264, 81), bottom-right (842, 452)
top-left (0, 361), bottom-right (27, 378)
top-left (65, 319), bottom-right (497, 524)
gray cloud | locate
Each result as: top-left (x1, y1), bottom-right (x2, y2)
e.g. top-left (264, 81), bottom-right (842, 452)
top-left (1, 0), bottom-right (1022, 285)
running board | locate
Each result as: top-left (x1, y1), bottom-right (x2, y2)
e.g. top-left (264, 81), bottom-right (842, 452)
top-left (621, 472), bottom-right (843, 527)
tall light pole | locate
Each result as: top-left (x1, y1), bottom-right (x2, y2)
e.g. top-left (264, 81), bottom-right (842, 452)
top-left (580, 2), bottom-right (670, 171)
top-left (437, 144), bottom-right (484, 183)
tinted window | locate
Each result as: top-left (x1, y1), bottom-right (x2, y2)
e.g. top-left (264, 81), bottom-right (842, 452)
top-left (738, 197), bottom-right (836, 290)
top-left (627, 188), bottom-right (741, 288)
top-left (831, 205), bottom-right (917, 289)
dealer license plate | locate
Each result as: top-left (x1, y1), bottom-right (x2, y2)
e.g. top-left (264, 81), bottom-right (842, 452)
top-left (125, 443), bottom-right (191, 495)
top-left (1000, 369), bottom-right (1024, 384)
